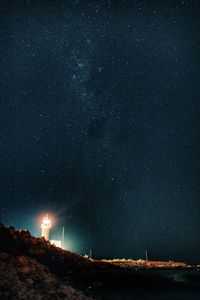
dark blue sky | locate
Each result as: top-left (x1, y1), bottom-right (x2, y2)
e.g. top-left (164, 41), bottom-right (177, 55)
top-left (1, 0), bottom-right (200, 262)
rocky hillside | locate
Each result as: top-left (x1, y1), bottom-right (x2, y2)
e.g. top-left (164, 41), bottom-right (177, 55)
top-left (0, 252), bottom-right (92, 300)
top-left (1, 224), bottom-right (200, 300)
top-left (0, 224), bottom-right (113, 275)
top-left (0, 224), bottom-right (90, 273)
top-left (0, 224), bottom-right (98, 300)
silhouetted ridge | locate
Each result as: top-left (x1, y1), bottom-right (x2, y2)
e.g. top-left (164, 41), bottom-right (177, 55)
top-left (0, 224), bottom-right (109, 276)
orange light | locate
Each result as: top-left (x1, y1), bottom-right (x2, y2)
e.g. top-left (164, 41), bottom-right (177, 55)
top-left (41, 215), bottom-right (51, 228)
top-left (37, 212), bottom-right (56, 229)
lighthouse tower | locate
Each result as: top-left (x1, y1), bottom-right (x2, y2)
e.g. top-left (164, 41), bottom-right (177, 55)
top-left (41, 215), bottom-right (51, 240)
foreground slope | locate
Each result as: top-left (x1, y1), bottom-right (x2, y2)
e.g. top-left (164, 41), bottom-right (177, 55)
top-left (1, 224), bottom-right (200, 300)
top-left (0, 252), bottom-right (92, 300)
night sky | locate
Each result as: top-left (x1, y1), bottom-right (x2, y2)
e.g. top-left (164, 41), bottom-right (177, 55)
top-left (1, 0), bottom-right (200, 263)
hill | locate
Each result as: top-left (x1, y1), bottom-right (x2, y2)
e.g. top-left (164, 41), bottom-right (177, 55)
top-left (0, 252), bottom-right (92, 300)
top-left (1, 224), bottom-right (200, 299)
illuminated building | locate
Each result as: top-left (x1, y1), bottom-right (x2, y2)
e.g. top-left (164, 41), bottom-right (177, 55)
top-left (41, 215), bottom-right (51, 240)
top-left (40, 215), bottom-right (63, 248)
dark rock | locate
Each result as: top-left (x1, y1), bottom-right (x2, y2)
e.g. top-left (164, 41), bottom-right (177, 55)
top-left (0, 252), bottom-right (92, 300)
top-left (0, 224), bottom-right (99, 299)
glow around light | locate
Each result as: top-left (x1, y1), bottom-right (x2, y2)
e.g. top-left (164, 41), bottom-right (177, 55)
top-left (37, 212), bottom-right (56, 232)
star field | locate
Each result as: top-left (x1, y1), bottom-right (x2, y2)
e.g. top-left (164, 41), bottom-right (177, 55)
top-left (0, 0), bottom-right (200, 262)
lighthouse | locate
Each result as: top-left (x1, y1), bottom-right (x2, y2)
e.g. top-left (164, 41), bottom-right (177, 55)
top-left (41, 215), bottom-right (51, 240)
